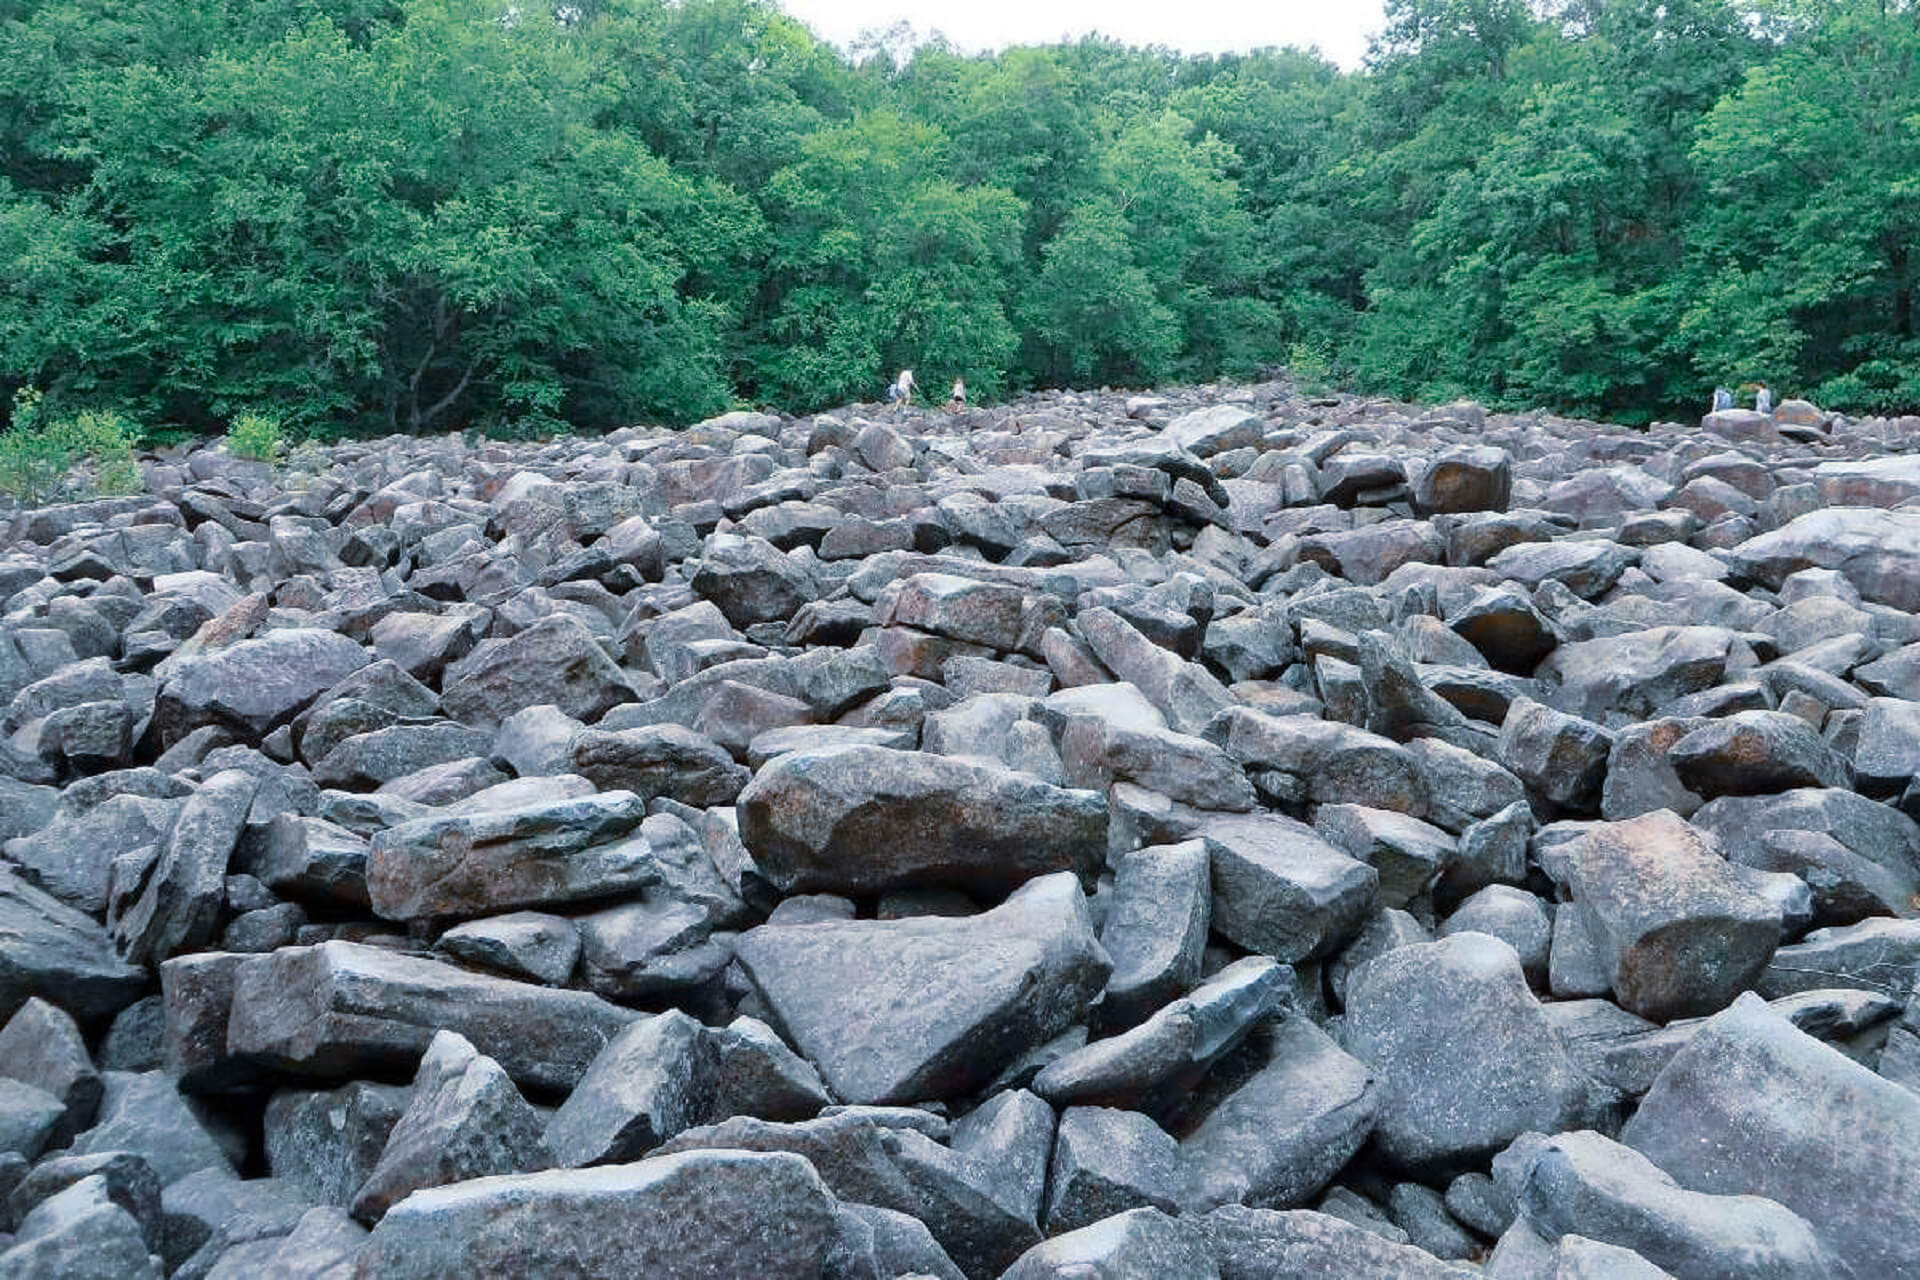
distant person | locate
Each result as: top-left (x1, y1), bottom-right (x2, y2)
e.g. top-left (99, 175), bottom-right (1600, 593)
top-left (1712, 386), bottom-right (1733, 412)
top-left (885, 369), bottom-right (916, 410)
top-left (1755, 383), bottom-right (1773, 415)
top-left (947, 378), bottom-right (966, 412)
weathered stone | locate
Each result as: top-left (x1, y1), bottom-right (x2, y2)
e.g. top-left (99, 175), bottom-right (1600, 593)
top-left (1179, 1015), bottom-right (1378, 1213)
top-left (350, 1030), bottom-right (547, 1223)
top-left (354, 1149), bottom-right (838, 1279)
top-left (543, 1011), bottom-right (717, 1169)
top-left (1621, 993), bottom-right (1920, 1280)
top-left (1558, 811), bottom-right (1782, 1021)
top-left (1344, 933), bottom-right (1596, 1171)
top-left (735, 872), bottom-right (1110, 1105)
top-left (737, 745), bottom-right (1106, 896)
top-left (264, 1082), bottom-right (407, 1208)
top-left (226, 941), bottom-right (639, 1094)
top-left (568, 724), bottom-right (749, 806)
top-left (1004, 1207), bottom-right (1217, 1279)
top-left (1198, 812), bottom-right (1377, 963)
top-left (1199, 1204), bottom-right (1478, 1279)
top-left (153, 628), bottom-right (370, 747)
top-left (0, 866), bottom-right (146, 1031)
top-left (366, 790), bottom-right (656, 920)
top-left (1099, 841), bottom-right (1211, 1027)
top-left (109, 769), bottom-right (259, 966)
top-left (439, 615), bottom-right (634, 729)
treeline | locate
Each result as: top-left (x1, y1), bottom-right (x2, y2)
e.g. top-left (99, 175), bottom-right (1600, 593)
top-left (1, 0), bottom-right (1916, 437)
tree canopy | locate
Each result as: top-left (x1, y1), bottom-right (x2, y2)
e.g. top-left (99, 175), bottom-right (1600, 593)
top-left (0, 0), bottom-right (1913, 436)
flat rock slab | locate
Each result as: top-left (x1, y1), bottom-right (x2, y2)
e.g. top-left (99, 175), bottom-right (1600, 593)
top-left (367, 790), bottom-right (657, 920)
top-left (355, 1149), bottom-right (838, 1279)
top-left (226, 940), bottom-right (639, 1094)
top-left (737, 744), bottom-right (1107, 896)
top-left (736, 872), bottom-right (1110, 1105)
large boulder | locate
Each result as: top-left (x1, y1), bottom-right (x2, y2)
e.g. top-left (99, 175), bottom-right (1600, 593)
top-left (439, 615), bottom-right (635, 729)
top-left (226, 940), bottom-right (639, 1094)
top-left (735, 873), bottom-right (1110, 1105)
top-left (366, 790), bottom-right (657, 920)
top-left (1343, 932), bottom-right (1596, 1172)
top-left (354, 1149), bottom-right (838, 1278)
top-left (736, 745), bottom-right (1106, 896)
top-left (1621, 993), bottom-right (1920, 1279)
top-left (1556, 810), bottom-right (1782, 1022)
top-left (1729, 507), bottom-right (1920, 611)
top-left (151, 628), bottom-right (369, 747)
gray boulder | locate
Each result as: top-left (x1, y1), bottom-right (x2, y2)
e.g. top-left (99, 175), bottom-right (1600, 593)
top-left (1343, 933), bottom-right (1595, 1171)
top-left (735, 872), bottom-right (1110, 1105)
top-left (366, 790), bottom-right (656, 920)
top-left (227, 941), bottom-right (639, 1094)
top-left (1621, 993), bottom-right (1920, 1279)
top-left (354, 1149), bottom-right (838, 1279)
top-left (736, 745), bottom-right (1106, 896)
top-left (350, 1030), bottom-right (547, 1223)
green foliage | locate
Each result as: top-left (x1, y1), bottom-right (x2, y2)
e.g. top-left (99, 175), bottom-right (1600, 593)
top-left (1, 0), bottom-right (1918, 428)
top-left (226, 411), bottom-right (285, 463)
top-left (0, 394), bottom-right (140, 505)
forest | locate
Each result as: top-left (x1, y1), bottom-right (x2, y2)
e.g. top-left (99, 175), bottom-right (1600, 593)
top-left (0, 0), bottom-right (1916, 439)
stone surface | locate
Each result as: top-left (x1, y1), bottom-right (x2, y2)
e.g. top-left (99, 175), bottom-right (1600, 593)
top-left (1621, 993), bottom-right (1920, 1280)
top-left (354, 1149), bottom-right (839, 1278)
top-left (1557, 811), bottom-right (1782, 1021)
top-left (226, 940), bottom-right (639, 1094)
top-left (736, 744), bottom-right (1107, 896)
top-left (735, 872), bottom-right (1110, 1104)
top-left (1343, 933), bottom-right (1596, 1171)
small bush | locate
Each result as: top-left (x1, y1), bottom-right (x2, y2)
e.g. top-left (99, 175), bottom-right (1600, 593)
top-left (0, 392), bottom-right (142, 506)
top-left (1288, 341), bottom-right (1335, 397)
top-left (226, 411), bottom-right (285, 464)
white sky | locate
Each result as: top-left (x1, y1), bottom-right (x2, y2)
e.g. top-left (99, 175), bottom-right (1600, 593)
top-left (778, 1), bottom-right (1388, 69)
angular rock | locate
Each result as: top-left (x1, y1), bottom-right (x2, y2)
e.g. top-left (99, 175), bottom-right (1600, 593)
top-left (1045, 1106), bottom-right (1181, 1234)
top-left (1099, 841), bottom-right (1210, 1027)
top-left (354, 1149), bottom-right (838, 1279)
top-left (1199, 1204), bottom-right (1477, 1279)
top-left (1179, 1015), bottom-right (1378, 1213)
top-left (543, 1011), bottom-right (717, 1168)
top-left (1004, 1207), bottom-right (1217, 1280)
top-left (439, 615), bottom-right (634, 729)
top-left (1197, 813), bottom-right (1377, 963)
top-left (1558, 811), bottom-right (1782, 1021)
top-left (109, 769), bottom-right (258, 966)
top-left (152, 628), bottom-right (370, 748)
top-left (350, 1030), bottom-right (547, 1223)
top-left (737, 745), bottom-right (1106, 897)
top-left (1343, 933), bottom-right (1595, 1171)
top-left (1621, 993), bottom-right (1920, 1280)
top-left (0, 866), bottom-right (146, 1031)
top-left (226, 941), bottom-right (639, 1094)
top-left (568, 724), bottom-right (748, 806)
top-left (366, 790), bottom-right (656, 920)
top-left (735, 872), bottom-right (1110, 1105)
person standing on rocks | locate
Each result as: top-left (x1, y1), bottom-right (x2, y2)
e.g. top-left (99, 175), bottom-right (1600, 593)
top-left (1712, 386), bottom-right (1733, 412)
top-left (886, 368), bottom-right (916, 412)
top-left (1755, 382), bottom-right (1773, 415)
top-left (947, 377), bottom-right (966, 412)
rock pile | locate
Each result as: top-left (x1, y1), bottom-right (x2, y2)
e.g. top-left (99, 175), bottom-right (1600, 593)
top-left (0, 383), bottom-right (1917, 1276)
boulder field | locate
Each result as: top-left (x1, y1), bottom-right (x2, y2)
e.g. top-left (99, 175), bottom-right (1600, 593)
top-left (0, 384), bottom-right (1917, 1276)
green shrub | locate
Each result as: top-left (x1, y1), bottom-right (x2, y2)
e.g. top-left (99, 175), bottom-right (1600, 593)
top-left (1288, 341), bottom-right (1336, 397)
top-left (226, 411), bottom-right (285, 464)
top-left (0, 392), bottom-right (142, 505)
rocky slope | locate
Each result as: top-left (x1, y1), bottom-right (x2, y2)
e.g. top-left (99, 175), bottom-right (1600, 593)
top-left (0, 383), bottom-right (1918, 1277)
